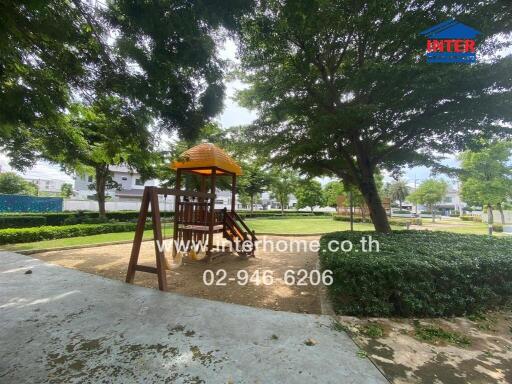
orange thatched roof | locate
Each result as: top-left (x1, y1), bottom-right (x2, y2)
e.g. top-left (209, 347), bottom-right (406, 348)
top-left (171, 143), bottom-right (242, 176)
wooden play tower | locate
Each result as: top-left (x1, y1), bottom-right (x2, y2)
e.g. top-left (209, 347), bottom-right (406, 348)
top-left (126, 143), bottom-right (256, 291)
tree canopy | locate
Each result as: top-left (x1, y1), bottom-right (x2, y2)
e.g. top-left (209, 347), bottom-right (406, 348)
top-left (0, 172), bottom-right (37, 195)
top-left (237, 0), bottom-right (512, 232)
top-left (459, 140), bottom-right (512, 223)
top-left (408, 179), bottom-right (448, 221)
top-left (295, 179), bottom-right (324, 212)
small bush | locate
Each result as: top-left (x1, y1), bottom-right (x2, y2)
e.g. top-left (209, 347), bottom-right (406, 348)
top-left (0, 211), bottom-right (174, 227)
top-left (460, 215), bottom-right (482, 222)
top-left (333, 215), bottom-right (371, 223)
top-left (492, 224), bottom-right (503, 232)
top-left (333, 216), bottom-right (422, 226)
top-left (239, 211), bottom-right (330, 218)
top-left (0, 222), bottom-right (152, 245)
top-left (319, 231), bottom-right (512, 317)
top-left (0, 215), bottom-right (47, 229)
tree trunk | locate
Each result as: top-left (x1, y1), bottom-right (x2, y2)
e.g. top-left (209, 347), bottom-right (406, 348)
top-left (357, 172), bottom-right (391, 233)
top-left (250, 194), bottom-right (254, 214)
top-left (399, 199), bottom-right (402, 210)
top-left (310, 206), bottom-right (314, 213)
top-left (487, 203), bottom-right (494, 225)
top-left (497, 203), bottom-right (505, 224)
top-left (431, 204), bottom-right (435, 223)
top-left (95, 166), bottom-right (108, 219)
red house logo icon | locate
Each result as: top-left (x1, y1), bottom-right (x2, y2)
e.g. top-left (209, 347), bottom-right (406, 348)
top-left (420, 20), bottom-right (481, 63)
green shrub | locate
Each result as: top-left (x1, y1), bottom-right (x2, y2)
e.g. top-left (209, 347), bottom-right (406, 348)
top-left (238, 210), bottom-right (330, 218)
top-left (492, 224), bottom-right (503, 232)
top-left (0, 222), bottom-right (152, 245)
top-left (333, 216), bottom-right (422, 226)
top-left (333, 215), bottom-right (371, 223)
top-left (0, 210), bottom-right (174, 227)
top-left (0, 215), bottom-right (47, 229)
top-left (460, 215), bottom-right (482, 222)
top-left (319, 231), bottom-right (512, 317)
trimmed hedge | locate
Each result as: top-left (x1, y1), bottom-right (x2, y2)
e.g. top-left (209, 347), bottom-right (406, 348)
top-left (0, 222), bottom-right (152, 245)
top-left (320, 231), bottom-right (512, 317)
top-left (333, 215), bottom-right (422, 226)
top-left (238, 211), bottom-right (330, 218)
top-left (0, 211), bottom-right (174, 227)
top-left (460, 215), bottom-right (482, 222)
top-left (0, 215), bottom-right (46, 229)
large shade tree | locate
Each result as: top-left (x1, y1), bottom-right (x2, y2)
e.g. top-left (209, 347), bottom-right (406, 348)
top-left (47, 96), bottom-right (154, 217)
top-left (237, 0), bottom-right (512, 232)
top-left (459, 141), bottom-right (512, 224)
top-left (1, 0), bottom-right (254, 177)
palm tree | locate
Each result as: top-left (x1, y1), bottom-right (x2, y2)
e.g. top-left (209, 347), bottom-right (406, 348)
top-left (388, 180), bottom-right (410, 209)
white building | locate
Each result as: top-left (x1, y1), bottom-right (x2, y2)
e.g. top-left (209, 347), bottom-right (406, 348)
top-left (24, 177), bottom-right (68, 195)
top-left (74, 165), bottom-right (158, 201)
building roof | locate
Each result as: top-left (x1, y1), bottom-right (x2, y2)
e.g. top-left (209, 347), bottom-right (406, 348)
top-left (420, 19), bottom-right (481, 39)
top-left (171, 143), bottom-right (243, 176)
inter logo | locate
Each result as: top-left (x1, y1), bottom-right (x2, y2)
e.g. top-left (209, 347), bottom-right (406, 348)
top-left (420, 19), bottom-right (481, 63)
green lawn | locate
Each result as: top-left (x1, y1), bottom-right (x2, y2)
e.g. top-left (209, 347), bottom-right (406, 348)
top-left (245, 216), bottom-right (380, 234)
top-left (1, 216), bottom-right (505, 252)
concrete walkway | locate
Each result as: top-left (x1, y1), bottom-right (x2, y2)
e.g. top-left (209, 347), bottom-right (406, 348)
top-left (0, 252), bottom-right (387, 384)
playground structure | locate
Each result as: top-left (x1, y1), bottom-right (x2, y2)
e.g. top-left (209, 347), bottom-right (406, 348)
top-left (126, 143), bottom-right (257, 291)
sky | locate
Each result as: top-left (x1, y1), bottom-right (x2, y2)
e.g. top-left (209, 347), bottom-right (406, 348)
top-left (0, 38), bottom-right (458, 188)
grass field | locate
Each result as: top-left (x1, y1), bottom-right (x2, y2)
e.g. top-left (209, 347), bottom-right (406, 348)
top-left (0, 216), bottom-right (505, 252)
top-left (245, 216), bottom-right (380, 234)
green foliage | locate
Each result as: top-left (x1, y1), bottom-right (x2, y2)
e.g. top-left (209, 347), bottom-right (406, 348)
top-left (360, 323), bottom-right (384, 338)
top-left (0, 210), bottom-right (173, 227)
top-left (0, 222), bottom-right (152, 245)
top-left (459, 141), bottom-right (512, 224)
top-left (319, 231), bottom-right (512, 317)
top-left (413, 324), bottom-right (471, 347)
top-left (333, 215), bottom-right (421, 226)
top-left (238, 211), bottom-right (329, 218)
top-left (0, 215), bottom-right (46, 229)
top-left (385, 179), bottom-right (410, 208)
top-left (460, 215), bottom-right (481, 222)
top-left (0, 173), bottom-right (37, 195)
top-left (269, 169), bottom-right (299, 212)
top-left (408, 179), bottom-right (448, 222)
top-left (237, 0), bottom-right (512, 232)
top-left (60, 183), bottom-right (73, 198)
top-left (295, 179), bottom-right (324, 211)
top-left (105, 1), bottom-right (252, 140)
top-left (238, 161), bottom-right (271, 211)
top-left (0, 1), bottom-right (101, 169)
top-left (322, 181), bottom-right (344, 208)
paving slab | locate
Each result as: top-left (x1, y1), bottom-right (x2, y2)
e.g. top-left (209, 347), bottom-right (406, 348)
top-left (0, 251), bottom-right (387, 384)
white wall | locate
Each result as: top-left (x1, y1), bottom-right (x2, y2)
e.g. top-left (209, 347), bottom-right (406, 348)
top-left (481, 210), bottom-right (512, 224)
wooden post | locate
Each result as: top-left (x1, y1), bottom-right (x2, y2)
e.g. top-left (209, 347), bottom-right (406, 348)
top-left (207, 168), bottom-right (216, 260)
top-left (231, 173), bottom-right (236, 213)
top-left (172, 169), bottom-right (181, 258)
top-left (126, 187), bottom-right (150, 283)
top-left (150, 187), bottom-right (168, 291)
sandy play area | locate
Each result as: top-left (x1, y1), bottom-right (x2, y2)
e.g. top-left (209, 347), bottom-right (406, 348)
top-left (30, 235), bottom-right (322, 314)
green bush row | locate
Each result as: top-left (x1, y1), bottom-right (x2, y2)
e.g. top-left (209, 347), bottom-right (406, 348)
top-left (0, 222), bottom-right (152, 245)
top-left (237, 210), bottom-right (330, 218)
top-left (0, 211), bottom-right (173, 228)
top-left (319, 231), bottom-right (512, 317)
top-left (333, 215), bottom-right (422, 226)
top-left (460, 215), bottom-right (483, 222)
top-left (0, 215), bottom-right (46, 229)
